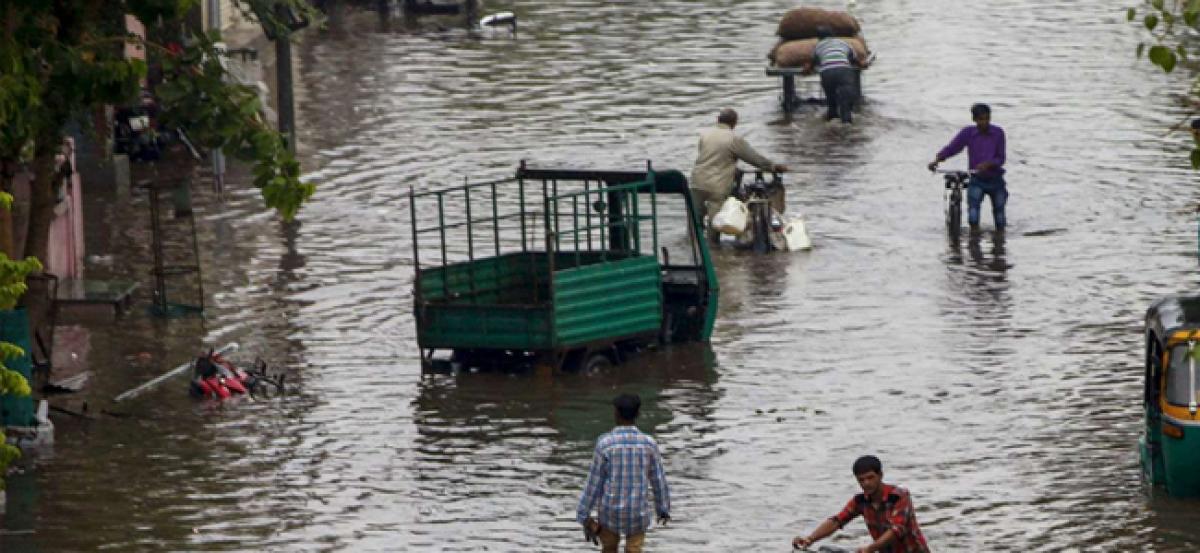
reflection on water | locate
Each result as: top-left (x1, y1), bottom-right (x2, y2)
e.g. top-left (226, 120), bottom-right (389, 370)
top-left (6, 0), bottom-right (1200, 550)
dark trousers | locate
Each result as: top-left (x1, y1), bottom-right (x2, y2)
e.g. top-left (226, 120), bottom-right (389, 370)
top-left (820, 67), bottom-right (857, 123)
top-left (967, 175), bottom-right (1008, 229)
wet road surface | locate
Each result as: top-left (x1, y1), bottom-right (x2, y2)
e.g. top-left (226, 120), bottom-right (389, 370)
top-left (6, 0), bottom-right (1200, 551)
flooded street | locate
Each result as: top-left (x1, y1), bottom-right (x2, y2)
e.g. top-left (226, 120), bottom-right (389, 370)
top-left (8, 0), bottom-right (1200, 550)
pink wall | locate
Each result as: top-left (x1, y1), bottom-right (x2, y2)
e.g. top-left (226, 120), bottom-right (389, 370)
top-left (11, 138), bottom-right (85, 279)
top-left (46, 138), bottom-right (84, 279)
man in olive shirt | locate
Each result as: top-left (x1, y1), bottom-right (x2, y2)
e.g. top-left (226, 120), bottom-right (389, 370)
top-left (690, 108), bottom-right (788, 238)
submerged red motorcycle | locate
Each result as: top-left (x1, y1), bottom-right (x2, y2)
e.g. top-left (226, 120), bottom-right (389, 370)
top-left (189, 351), bottom-right (283, 400)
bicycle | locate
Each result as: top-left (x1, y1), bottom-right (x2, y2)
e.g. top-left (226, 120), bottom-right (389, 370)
top-left (934, 169), bottom-right (972, 237)
top-left (734, 169), bottom-right (786, 253)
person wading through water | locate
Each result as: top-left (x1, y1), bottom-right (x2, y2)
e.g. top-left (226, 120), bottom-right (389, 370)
top-left (576, 393), bottom-right (671, 553)
top-left (807, 26), bottom-right (862, 124)
top-left (792, 455), bottom-right (930, 553)
top-left (689, 108), bottom-right (788, 240)
top-left (928, 103), bottom-right (1008, 234)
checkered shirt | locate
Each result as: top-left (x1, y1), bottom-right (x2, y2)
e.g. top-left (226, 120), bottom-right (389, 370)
top-left (575, 426), bottom-right (670, 536)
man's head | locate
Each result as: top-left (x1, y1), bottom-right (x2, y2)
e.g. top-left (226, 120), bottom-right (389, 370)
top-left (816, 25), bottom-right (833, 39)
top-left (613, 393), bottom-right (641, 424)
top-left (852, 455), bottom-right (884, 497)
top-left (717, 108), bottom-right (738, 128)
top-left (971, 103), bottom-right (991, 131)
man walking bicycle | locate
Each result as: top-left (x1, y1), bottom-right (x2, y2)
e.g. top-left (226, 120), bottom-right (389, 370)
top-left (928, 103), bottom-right (1008, 234)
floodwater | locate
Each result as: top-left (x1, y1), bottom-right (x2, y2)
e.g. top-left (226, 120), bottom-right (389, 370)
top-left (6, 0), bottom-right (1200, 551)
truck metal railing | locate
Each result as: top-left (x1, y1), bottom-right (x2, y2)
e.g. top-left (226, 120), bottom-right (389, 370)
top-left (542, 177), bottom-right (657, 269)
top-left (408, 163), bottom-right (662, 307)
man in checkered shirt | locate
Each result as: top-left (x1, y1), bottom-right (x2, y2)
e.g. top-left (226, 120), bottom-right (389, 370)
top-left (576, 393), bottom-right (671, 552)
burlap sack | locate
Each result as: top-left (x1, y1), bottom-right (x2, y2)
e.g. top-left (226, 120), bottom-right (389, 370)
top-left (770, 37), bottom-right (868, 68)
top-left (777, 7), bottom-right (860, 40)
top-left (845, 36), bottom-right (869, 62)
top-left (772, 39), bottom-right (818, 68)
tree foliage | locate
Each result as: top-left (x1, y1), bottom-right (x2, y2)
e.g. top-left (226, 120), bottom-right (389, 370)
top-left (0, 0), bottom-right (317, 263)
top-left (0, 0), bottom-right (318, 492)
top-left (1128, 1), bottom-right (1200, 167)
top-left (0, 240), bottom-right (39, 492)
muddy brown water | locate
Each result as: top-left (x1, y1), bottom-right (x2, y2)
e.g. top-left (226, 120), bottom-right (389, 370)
top-left (5, 0), bottom-right (1200, 550)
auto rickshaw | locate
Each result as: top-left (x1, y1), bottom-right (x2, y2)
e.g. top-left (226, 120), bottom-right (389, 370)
top-left (1141, 294), bottom-right (1200, 496)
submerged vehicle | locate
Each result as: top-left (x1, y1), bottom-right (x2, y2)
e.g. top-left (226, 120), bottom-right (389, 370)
top-left (1141, 295), bottom-right (1200, 496)
top-left (408, 162), bottom-right (718, 371)
top-left (189, 352), bottom-right (280, 400)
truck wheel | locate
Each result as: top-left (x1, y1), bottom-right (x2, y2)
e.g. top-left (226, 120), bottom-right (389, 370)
top-left (582, 351), bottom-right (613, 372)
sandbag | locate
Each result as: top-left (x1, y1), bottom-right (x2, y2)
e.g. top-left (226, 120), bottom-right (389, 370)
top-left (771, 37), bottom-right (868, 68)
top-left (777, 7), bottom-right (860, 40)
top-left (711, 197), bottom-right (749, 236)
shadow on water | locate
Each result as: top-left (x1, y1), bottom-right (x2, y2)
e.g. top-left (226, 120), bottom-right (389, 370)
top-left (414, 343), bottom-right (720, 444)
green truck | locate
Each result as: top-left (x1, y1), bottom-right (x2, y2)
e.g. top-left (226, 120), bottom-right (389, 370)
top-left (409, 163), bottom-right (718, 371)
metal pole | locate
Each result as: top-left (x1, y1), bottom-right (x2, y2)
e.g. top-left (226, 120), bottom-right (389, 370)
top-left (782, 75), bottom-right (795, 114)
top-left (148, 180), bottom-right (167, 314)
top-left (465, 181), bottom-right (475, 301)
top-left (492, 182), bottom-right (500, 257)
top-left (438, 192), bottom-right (448, 299)
top-left (1190, 341), bottom-right (1198, 415)
top-left (572, 196), bottom-right (580, 268)
top-left (275, 3), bottom-right (296, 154)
top-left (519, 177), bottom-right (527, 252)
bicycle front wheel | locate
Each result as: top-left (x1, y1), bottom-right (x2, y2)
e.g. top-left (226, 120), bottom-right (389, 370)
top-left (753, 203), bottom-right (772, 253)
top-left (948, 190), bottom-right (962, 236)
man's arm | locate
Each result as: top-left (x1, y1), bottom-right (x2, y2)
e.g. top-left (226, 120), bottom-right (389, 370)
top-left (731, 135), bottom-right (779, 173)
top-left (794, 499), bottom-right (858, 549)
top-left (575, 444), bottom-right (609, 524)
top-left (649, 442), bottom-right (671, 520)
top-left (992, 128), bottom-right (1007, 168)
top-left (858, 528), bottom-right (898, 553)
top-left (930, 128), bottom-right (968, 169)
top-left (793, 517), bottom-right (840, 548)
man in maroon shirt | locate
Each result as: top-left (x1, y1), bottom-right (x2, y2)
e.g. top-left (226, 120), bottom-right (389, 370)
top-left (792, 456), bottom-right (930, 553)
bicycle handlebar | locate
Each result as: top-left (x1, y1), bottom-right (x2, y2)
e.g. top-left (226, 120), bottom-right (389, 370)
top-left (932, 169), bottom-right (975, 176)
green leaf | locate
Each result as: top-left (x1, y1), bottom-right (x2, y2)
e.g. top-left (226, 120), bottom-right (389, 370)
top-left (1149, 45), bottom-right (1177, 71)
top-left (1146, 13), bottom-right (1160, 31)
top-left (1152, 0), bottom-right (1165, 10)
top-left (1128, 7), bottom-right (1137, 21)
top-left (1191, 148), bottom-right (1200, 170)
top-left (1137, 42), bottom-right (1147, 58)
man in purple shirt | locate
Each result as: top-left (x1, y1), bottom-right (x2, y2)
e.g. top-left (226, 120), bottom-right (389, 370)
top-left (928, 103), bottom-right (1008, 233)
